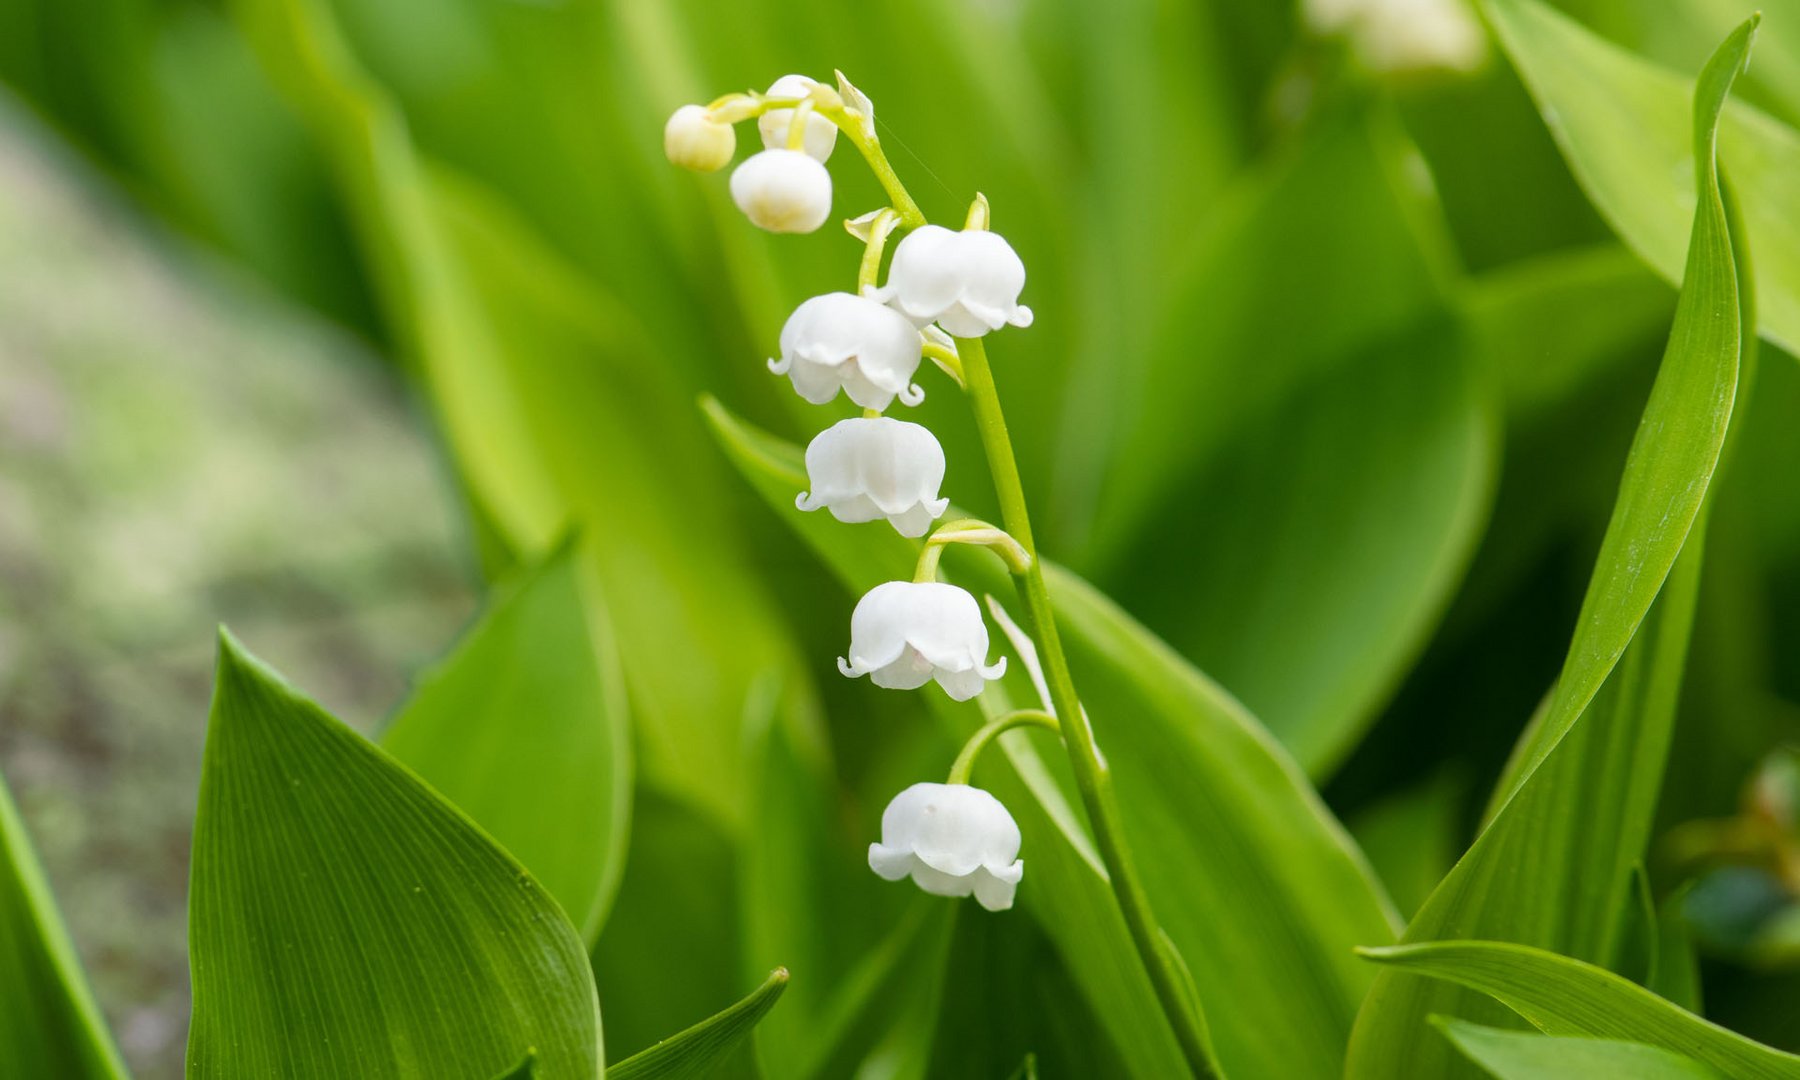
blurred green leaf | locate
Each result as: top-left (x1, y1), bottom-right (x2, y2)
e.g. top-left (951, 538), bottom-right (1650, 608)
top-left (1114, 315), bottom-right (1497, 775)
top-left (608, 967), bottom-right (789, 1080)
top-left (1348, 767), bottom-right (1467, 920)
top-left (187, 631), bottom-right (602, 1079)
top-left (1487, 0), bottom-right (1800, 355)
top-left (1434, 1016), bottom-right (1726, 1079)
top-left (381, 536), bottom-right (631, 943)
top-left (1361, 940), bottom-right (1800, 1078)
top-left (226, 0), bottom-right (821, 828)
top-left (0, 767), bottom-right (129, 1080)
top-left (703, 397), bottom-right (1400, 1080)
top-left (1347, 17), bottom-right (1752, 1077)
top-left (1653, 884), bottom-right (1704, 1013)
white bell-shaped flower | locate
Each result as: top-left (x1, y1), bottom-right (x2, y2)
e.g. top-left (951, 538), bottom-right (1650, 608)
top-left (797, 417), bottom-right (949, 537)
top-left (663, 105), bottom-right (736, 172)
top-left (730, 149), bottom-right (832, 234)
top-left (871, 224), bottom-right (1034, 338)
top-left (769, 293), bottom-right (924, 409)
top-left (838, 581), bottom-right (1006, 701)
top-left (869, 782), bottom-right (1023, 911)
top-left (1305, 0), bottom-right (1486, 74)
top-left (757, 74), bottom-right (839, 162)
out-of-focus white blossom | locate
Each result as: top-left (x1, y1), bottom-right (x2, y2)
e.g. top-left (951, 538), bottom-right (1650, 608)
top-left (758, 74), bottom-right (840, 162)
top-left (769, 293), bottom-right (924, 409)
top-left (1306, 0), bottom-right (1488, 75)
top-left (797, 417), bottom-right (949, 537)
top-left (868, 782), bottom-right (1023, 911)
top-left (838, 581), bottom-right (1006, 701)
top-left (871, 225), bottom-right (1033, 338)
top-left (730, 150), bottom-right (832, 234)
top-left (663, 105), bottom-right (736, 172)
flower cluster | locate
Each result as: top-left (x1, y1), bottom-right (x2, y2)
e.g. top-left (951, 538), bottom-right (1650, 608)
top-left (666, 73), bottom-right (1037, 910)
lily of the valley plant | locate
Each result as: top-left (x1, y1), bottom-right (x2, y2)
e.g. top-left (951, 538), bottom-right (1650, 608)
top-left (667, 71), bottom-right (1220, 1077)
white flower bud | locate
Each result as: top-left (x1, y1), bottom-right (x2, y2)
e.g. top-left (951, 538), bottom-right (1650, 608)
top-left (797, 417), bottom-right (949, 537)
top-left (730, 149), bottom-right (833, 234)
top-left (869, 782), bottom-right (1023, 911)
top-left (838, 581), bottom-right (1006, 701)
top-left (871, 225), bottom-right (1034, 338)
top-left (663, 104), bottom-right (735, 172)
top-left (768, 292), bottom-right (924, 410)
top-left (757, 74), bottom-right (839, 162)
top-left (1305, 0), bottom-right (1487, 75)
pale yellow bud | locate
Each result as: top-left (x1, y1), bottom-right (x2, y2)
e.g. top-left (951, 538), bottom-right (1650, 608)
top-left (664, 105), bottom-right (735, 172)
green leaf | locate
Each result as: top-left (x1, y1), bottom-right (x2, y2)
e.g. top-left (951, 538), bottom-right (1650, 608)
top-left (186, 631), bottom-right (602, 1079)
top-left (703, 397), bottom-right (1400, 1080)
top-left (382, 536), bottom-right (631, 943)
top-left (1487, 0), bottom-right (1800, 355)
top-left (1346, 18), bottom-right (1752, 1077)
top-left (0, 767), bottom-right (130, 1080)
top-left (1361, 941), bottom-right (1800, 1078)
top-left (491, 1050), bottom-right (537, 1080)
top-left (1652, 884), bottom-right (1704, 1013)
top-left (608, 968), bottom-right (789, 1080)
top-left (226, 0), bottom-right (820, 830)
top-left (1434, 1016), bottom-right (1726, 1079)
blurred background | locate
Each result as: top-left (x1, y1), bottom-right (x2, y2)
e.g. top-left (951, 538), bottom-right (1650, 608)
top-left (1, 0), bottom-right (1797, 1075)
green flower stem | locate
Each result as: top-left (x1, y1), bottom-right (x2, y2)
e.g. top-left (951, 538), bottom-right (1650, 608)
top-left (947, 709), bottom-right (1061, 785)
top-left (957, 334), bottom-right (1219, 1080)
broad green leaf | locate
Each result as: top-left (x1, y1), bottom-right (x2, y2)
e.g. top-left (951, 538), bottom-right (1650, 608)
top-left (0, 766), bottom-right (129, 1080)
top-left (187, 631), bottom-right (601, 1079)
top-left (1487, 0), bottom-right (1800, 355)
top-left (1346, 20), bottom-right (1751, 1077)
top-left (382, 537), bottom-right (631, 943)
top-left (1434, 1016), bottom-right (1726, 1080)
top-left (226, 0), bottom-right (819, 830)
top-left (1113, 315), bottom-right (1496, 776)
top-left (608, 967), bottom-right (789, 1080)
top-left (1361, 941), bottom-right (1800, 1078)
top-left (703, 398), bottom-right (1400, 1080)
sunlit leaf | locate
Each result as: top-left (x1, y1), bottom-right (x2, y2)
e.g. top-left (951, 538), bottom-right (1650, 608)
top-left (186, 631), bottom-right (602, 1079)
top-left (1362, 941), bottom-right (1800, 1078)
top-left (0, 767), bottom-right (129, 1080)
top-left (1434, 1016), bottom-right (1725, 1079)
top-left (1346, 17), bottom-right (1753, 1077)
top-left (382, 536), bottom-right (631, 943)
top-left (1487, 0), bottom-right (1800, 354)
top-left (608, 967), bottom-right (789, 1080)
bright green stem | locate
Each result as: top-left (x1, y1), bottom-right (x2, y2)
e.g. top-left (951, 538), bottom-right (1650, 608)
top-left (956, 334), bottom-right (1219, 1080)
top-left (948, 709), bottom-right (1061, 785)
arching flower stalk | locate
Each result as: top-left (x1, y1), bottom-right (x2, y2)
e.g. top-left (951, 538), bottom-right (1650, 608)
top-left (664, 71), bottom-right (1220, 1079)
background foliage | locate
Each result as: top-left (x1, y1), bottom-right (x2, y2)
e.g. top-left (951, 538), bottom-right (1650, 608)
top-left (0, 0), bottom-right (1797, 1076)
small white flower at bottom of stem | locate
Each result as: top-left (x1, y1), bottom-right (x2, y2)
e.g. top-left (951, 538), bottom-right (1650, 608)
top-left (769, 292), bottom-right (924, 409)
top-left (870, 224), bottom-right (1033, 338)
top-left (869, 782), bottom-right (1023, 911)
top-left (757, 74), bottom-right (839, 162)
top-left (838, 581), bottom-right (1006, 701)
top-left (730, 149), bottom-right (832, 234)
top-left (797, 417), bottom-right (948, 537)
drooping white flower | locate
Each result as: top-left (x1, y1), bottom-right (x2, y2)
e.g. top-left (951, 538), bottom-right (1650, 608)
top-left (838, 581), bottom-right (1006, 701)
top-left (870, 224), bottom-right (1034, 338)
top-left (797, 417), bottom-right (949, 537)
top-left (757, 74), bottom-right (839, 162)
top-left (869, 782), bottom-right (1023, 911)
top-left (769, 293), bottom-right (924, 409)
top-left (730, 149), bottom-right (833, 234)
top-left (663, 104), bottom-right (736, 172)
top-left (1305, 0), bottom-right (1487, 75)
